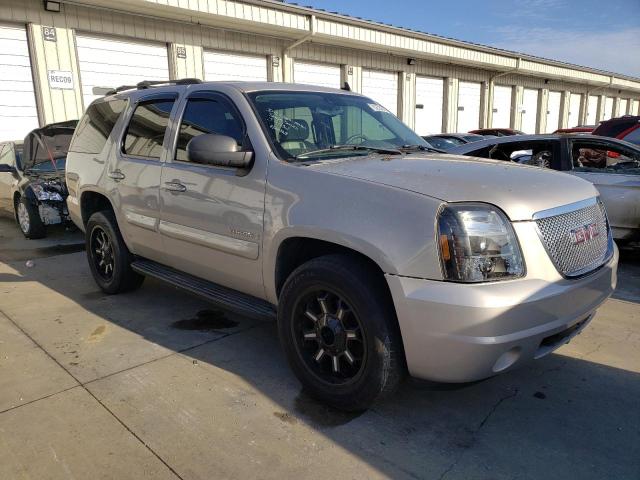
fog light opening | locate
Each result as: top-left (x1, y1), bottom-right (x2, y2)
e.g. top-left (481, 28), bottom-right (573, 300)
top-left (493, 347), bottom-right (522, 373)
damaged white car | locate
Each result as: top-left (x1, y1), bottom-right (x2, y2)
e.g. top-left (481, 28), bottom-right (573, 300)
top-left (0, 120), bottom-right (78, 238)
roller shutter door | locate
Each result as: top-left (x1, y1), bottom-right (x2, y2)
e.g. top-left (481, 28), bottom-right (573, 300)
top-left (0, 24), bottom-right (39, 140)
top-left (545, 91), bottom-right (562, 133)
top-left (294, 61), bottom-right (340, 89)
top-left (631, 99), bottom-right (639, 115)
top-left (491, 85), bottom-right (512, 128)
top-left (619, 99), bottom-right (628, 116)
top-left (76, 35), bottom-right (169, 108)
top-left (414, 76), bottom-right (443, 134)
top-left (586, 95), bottom-right (599, 125)
top-left (521, 88), bottom-right (538, 134)
top-left (568, 93), bottom-right (582, 127)
top-left (362, 69), bottom-right (398, 116)
top-left (603, 97), bottom-right (614, 120)
top-left (204, 51), bottom-right (267, 82)
top-left (457, 81), bottom-right (481, 132)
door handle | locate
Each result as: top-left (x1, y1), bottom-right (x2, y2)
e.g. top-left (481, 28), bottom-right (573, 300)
top-left (108, 169), bottom-right (125, 181)
top-left (164, 181), bottom-right (187, 193)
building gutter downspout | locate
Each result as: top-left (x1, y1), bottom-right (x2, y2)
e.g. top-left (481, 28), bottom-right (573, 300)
top-left (490, 57), bottom-right (522, 83)
top-left (281, 14), bottom-right (315, 82)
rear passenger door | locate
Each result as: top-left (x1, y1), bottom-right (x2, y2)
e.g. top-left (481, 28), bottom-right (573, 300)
top-left (159, 91), bottom-right (265, 298)
top-left (111, 94), bottom-right (177, 260)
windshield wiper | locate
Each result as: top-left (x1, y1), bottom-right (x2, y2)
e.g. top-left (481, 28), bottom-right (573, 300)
top-left (294, 144), bottom-right (402, 160)
top-left (401, 144), bottom-right (446, 154)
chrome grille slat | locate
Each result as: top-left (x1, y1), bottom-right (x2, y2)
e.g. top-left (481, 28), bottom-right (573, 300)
top-left (535, 200), bottom-right (611, 277)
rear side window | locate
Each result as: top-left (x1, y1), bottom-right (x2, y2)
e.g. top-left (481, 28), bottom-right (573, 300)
top-left (70, 99), bottom-right (127, 154)
top-left (123, 99), bottom-right (175, 159)
top-left (622, 126), bottom-right (640, 146)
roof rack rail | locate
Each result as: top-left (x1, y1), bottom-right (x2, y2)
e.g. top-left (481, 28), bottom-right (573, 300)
top-left (102, 78), bottom-right (203, 96)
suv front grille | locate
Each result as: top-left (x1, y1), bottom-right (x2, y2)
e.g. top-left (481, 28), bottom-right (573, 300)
top-left (535, 200), bottom-right (612, 277)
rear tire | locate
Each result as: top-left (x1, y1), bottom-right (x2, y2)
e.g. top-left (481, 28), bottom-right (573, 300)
top-left (15, 196), bottom-right (46, 239)
top-left (278, 254), bottom-right (405, 411)
top-left (86, 210), bottom-right (144, 294)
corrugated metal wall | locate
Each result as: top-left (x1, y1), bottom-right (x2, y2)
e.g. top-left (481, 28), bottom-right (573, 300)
top-left (0, 0), bottom-right (638, 134)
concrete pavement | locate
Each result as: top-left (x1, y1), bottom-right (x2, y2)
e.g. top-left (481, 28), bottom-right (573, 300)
top-left (0, 216), bottom-right (639, 479)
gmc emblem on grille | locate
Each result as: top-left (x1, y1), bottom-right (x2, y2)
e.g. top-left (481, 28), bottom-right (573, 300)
top-left (571, 223), bottom-right (599, 244)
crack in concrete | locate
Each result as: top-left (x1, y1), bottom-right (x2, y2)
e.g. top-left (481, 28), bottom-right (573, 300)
top-left (438, 388), bottom-right (519, 480)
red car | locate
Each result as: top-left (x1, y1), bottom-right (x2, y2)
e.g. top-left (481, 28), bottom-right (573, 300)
top-left (469, 128), bottom-right (524, 137)
top-left (553, 126), bottom-right (595, 134)
top-left (592, 116), bottom-right (640, 146)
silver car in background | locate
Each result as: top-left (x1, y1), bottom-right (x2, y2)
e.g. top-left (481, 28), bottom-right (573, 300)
top-left (451, 134), bottom-right (640, 243)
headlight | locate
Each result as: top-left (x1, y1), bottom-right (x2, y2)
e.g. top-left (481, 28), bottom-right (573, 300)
top-left (437, 203), bottom-right (524, 282)
top-left (31, 184), bottom-right (63, 202)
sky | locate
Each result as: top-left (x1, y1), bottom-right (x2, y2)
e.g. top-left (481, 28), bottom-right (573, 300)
top-left (285, 0), bottom-right (640, 78)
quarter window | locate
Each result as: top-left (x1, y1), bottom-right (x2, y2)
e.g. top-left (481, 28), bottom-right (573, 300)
top-left (123, 99), bottom-right (175, 159)
top-left (175, 96), bottom-right (245, 162)
top-left (70, 99), bottom-right (127, 154)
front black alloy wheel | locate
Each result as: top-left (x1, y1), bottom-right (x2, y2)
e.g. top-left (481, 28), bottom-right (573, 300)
top-left (293, 289), bottom-right (367, 386)
top-left (278, 254), bottom-right (405, 411)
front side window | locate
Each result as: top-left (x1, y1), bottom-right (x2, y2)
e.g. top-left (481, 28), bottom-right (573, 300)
top-left (123, 99), bottom-right (175, 159)
top-left (70, 99), bottom-right (127, 154)
top-left (248, 91), bottom-right (428, 161)
top-left (0, 144), bottom-right (14, 167)
top-left (572, 141), bottom-right (640, 174)
top-left (175, 96), bottom-right (245, 162)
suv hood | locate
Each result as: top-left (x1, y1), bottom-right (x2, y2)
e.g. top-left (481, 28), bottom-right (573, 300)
top-left (307, 153), bottom-right (598, 221)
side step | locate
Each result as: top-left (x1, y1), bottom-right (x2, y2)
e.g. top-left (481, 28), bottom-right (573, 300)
top-left (131, 258), bottom-right (276, 320)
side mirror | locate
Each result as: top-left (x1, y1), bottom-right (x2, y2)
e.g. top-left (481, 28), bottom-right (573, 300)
top-left (186, 134), bottom-right (254, 168)
top-left (0, 164), bottom-right (16, 174)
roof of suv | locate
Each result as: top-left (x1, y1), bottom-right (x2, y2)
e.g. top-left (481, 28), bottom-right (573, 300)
top-left (592, 116), bottom-right (640, 137)
top-left (102, 80), bottom-right (360, 101)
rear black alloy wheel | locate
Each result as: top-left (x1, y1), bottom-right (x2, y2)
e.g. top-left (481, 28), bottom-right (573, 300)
top-left (86, 210), bottom-right (144, 294)
top-left (293, 289), bottom-right (367, 386)
top-left (90, 226), bottom-right (115, 281)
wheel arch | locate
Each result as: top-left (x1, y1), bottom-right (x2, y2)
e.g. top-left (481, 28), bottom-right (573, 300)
top-left (80, 190), bottom-right (115, 226)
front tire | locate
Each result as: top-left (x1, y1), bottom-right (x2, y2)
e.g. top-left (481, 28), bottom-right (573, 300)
top-left (15, 196), bottom-right (46, 239)
top-left (278, 254), bottom-right (405, 411)
top-left (86, 210), bottom-right (144, 294)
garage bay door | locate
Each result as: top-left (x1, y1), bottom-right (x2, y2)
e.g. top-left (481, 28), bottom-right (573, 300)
top-left (457, 81), bottom-right (481, 132)
top-left (586, 95), bottom-right (598, 125)
top-left (632, 99), bottom-right (640, 115)
top-left (521, 88), bottom-right (538, 134)
top-left (603, 97), bottom-right (614, 121)
top-left (545, 91), bottom-right (561, 133)
top-left (491, 85), bottom-right (512, 129)
top-left (76, 35), bottom-right (169, 107)
top-left (414, 76), bottom-right (443, 134)
top-left (362, 69), bottom-right (398, 116)
top-left (0, 24), bottom-right (39, 140)
top-left (619, 99), bottom-right (628, 116)
top-left (294, 61), bottom-right (341, 89)
top-left (204, 51), bottom-right (267, 82)
top-left (568, 93), bottom-right (582, 128)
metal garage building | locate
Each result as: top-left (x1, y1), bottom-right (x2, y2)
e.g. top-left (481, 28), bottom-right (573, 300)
top-left (0, 0), bottom-right (639, 142)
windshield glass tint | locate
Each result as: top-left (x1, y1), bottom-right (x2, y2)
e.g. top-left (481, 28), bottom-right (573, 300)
top-left (248, 91), bottom-right (428, 160)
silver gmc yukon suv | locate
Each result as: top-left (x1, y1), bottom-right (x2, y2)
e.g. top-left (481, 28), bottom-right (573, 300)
top-left (66, 80), bottom-right (618, 411)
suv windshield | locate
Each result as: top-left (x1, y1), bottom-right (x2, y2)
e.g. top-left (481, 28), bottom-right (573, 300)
top-left (248, 91), bottom-right (429, 161)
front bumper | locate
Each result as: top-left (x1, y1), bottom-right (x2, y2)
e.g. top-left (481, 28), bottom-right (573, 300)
top-left (386, 246), bottom-right (618, 382)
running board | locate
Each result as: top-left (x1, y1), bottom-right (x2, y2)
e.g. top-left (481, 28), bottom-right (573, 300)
top-left (131, 258), bottom-right (276, 319)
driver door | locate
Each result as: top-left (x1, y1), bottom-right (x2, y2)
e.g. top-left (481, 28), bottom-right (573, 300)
top-left (158, 91), bottom-right (266, 298)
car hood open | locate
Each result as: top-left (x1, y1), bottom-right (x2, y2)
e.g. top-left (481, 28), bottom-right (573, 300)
top-left (306, 153), bottom-right (598, 221)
